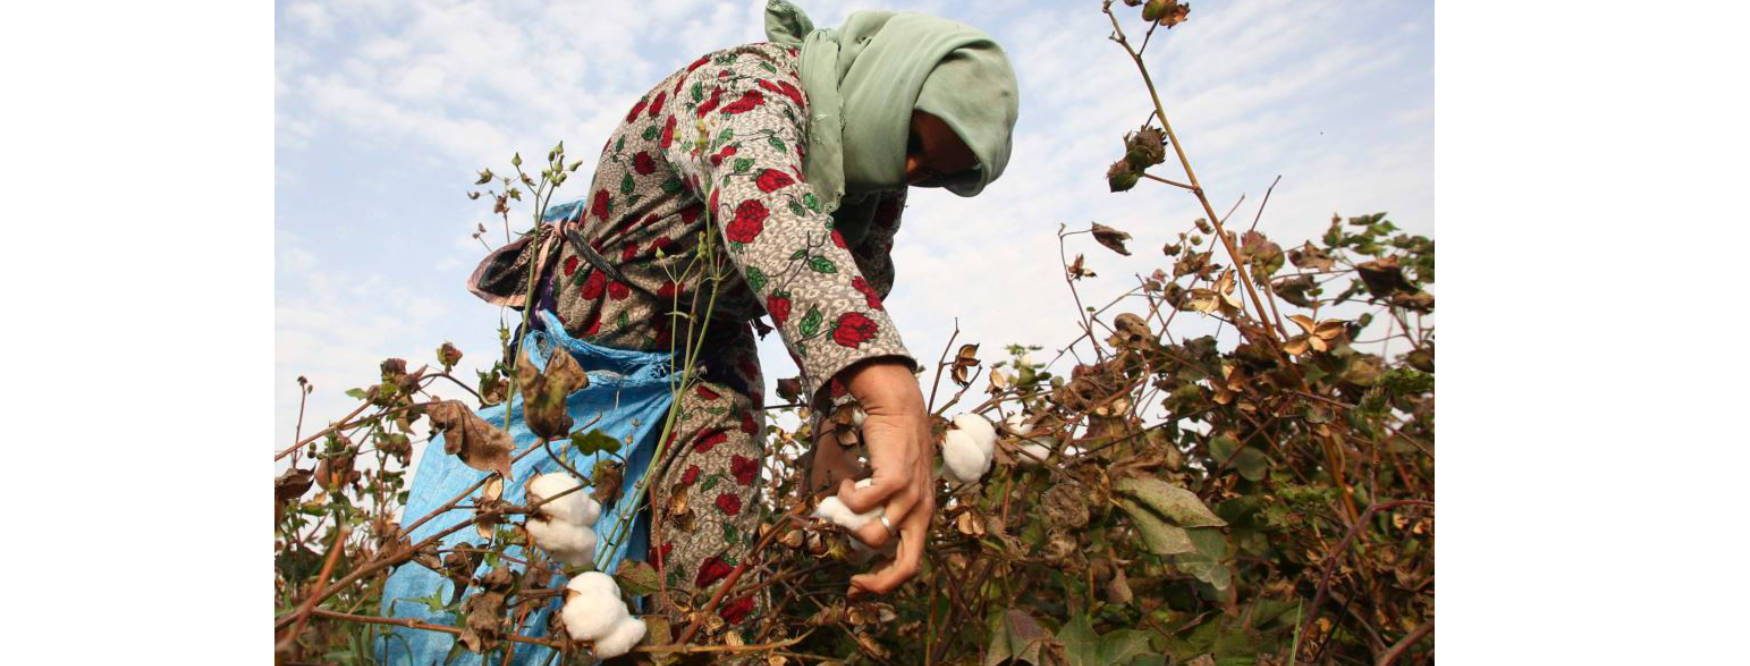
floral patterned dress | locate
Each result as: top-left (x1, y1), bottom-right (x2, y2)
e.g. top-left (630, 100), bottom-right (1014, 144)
top-left (544, 41), bottom-right (917, 627)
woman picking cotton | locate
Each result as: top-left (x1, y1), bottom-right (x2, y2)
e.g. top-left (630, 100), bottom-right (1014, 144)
top-left (383, 0), bottom-right (1019, 660)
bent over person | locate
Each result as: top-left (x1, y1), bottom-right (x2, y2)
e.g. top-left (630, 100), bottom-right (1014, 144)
top-left (382, 0), bottom-right (1019, 659)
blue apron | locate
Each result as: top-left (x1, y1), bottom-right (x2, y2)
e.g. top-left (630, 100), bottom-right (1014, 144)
top-left (375, 310), bottom-right (675, 665)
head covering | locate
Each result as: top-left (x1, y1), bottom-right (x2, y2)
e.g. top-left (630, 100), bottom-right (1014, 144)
top-left (764, 0), bottom-right (1020, 215)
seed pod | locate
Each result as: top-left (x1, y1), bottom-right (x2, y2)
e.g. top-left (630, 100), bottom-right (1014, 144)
top-left (1124, 127), bottom-right (1167, 169)
top-left (1107, 160), bottom-right (1140, 192)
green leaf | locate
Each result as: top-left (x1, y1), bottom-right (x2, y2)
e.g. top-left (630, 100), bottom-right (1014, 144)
top-left (1114, 477), bottom-right (1226, 527)
top-left (767, 135), bottom-right (786, 152)
top-left (661, 176), bottom-right (683, 194)
top-left (691, 81), bottom-right (705, 102)
top-left (723, 522), bottom-right (739, 545)
top-left (807, 256), bottom-right (837, 274)
top-left (788, 201), bottom-right (806, 216)
top-left (641, 125), bottom-right (659, 141)
top-left (701, 473), bottom-right (720, 492)
top-left (613, 135), bottom-right (625, 153)
top-left (614, 560), bottom-right (662, 597)
top-left (619, 172), bottom-right (634, 195)
top-left (1172, 527), bottom-right (1234, 591)
top-left (732, 157), bottom-right (754, 173)
top-left (1117, 497), bottom-right (1194, 556)
top-left (1209, 436), bottom-right (1270, 482)
top-left (344, 388), bottom-right (368, 399)
top-left (789, 249), bottom-right (807, 260)
top-left (984, 608), bottom-right (1061, 666)
top-left (1059, 614), bottom-right (1155, 666)
top-left (802, 192), bottom-right (820, 212)
top-left (798, 306), bottom-right (822, 338)
top-left (570, 429), bottom-right (618, 456)
top-left (744, 265), bottom-right (767, 293)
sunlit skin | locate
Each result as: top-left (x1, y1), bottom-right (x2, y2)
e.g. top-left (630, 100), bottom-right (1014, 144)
top-left (904, 109), bottom-right (979, 186)
top-left (832, 110), bottom-right (980, 597)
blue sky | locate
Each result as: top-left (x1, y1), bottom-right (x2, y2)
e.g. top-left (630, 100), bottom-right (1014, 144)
top-left (275, 0), bottom-right (1433, 450)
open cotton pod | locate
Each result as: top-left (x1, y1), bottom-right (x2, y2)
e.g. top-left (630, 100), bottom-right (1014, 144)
top-left (1003, 413), bottom-right (1056, 467)
top-left (941, 413), bottom-right (997, 483)
top-left (561, 572), bottom-right (648, 659)
top-left (525, 516), bottom-right (596, 567)
top-left (589, 615), bottom-right (648, 659)
top-left (524, 473), bottom-right (603, 567)
top-left (526, 473), bottom-right (602, 527)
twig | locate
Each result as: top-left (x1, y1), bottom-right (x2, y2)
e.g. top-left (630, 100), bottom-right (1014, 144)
top-left (1141, 172), bottom-right (1195, 191)
top-left (277, 525), bottom-right (351, 652)
top-left (1297, 500), bottom-right (1433, 647)
top-left (674, 499), bottom-right (813, 645)
top-left (925, 319), bottom-right (962, 414)
top-left (1102, 4), bottom-right (1280, 341)
top-left (1376, 620), bottom-right (1433, 666)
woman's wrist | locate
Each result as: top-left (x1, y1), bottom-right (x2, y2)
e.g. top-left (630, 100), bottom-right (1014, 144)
top-left (839, 356), bottom-right (922, 412)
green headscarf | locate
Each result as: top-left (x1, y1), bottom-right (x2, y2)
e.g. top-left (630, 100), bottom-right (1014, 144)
top-left (764, 0), bottom-right (1020, 215)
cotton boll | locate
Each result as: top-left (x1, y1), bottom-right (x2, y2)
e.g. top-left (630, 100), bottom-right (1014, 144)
top-left (561, 595), bottom-right (628, 642)
top-left (565, 571), bottom-right (621, 598)
top-left (527, 473), bottom-right (599, 526)
top-left (951, 413), bottom-right (998, 454)
top-left (527, 518), bottom-right (597, 567)
top-left (942, 429), bottom-right (991, 483)
top-left (1004, 414), bottom-right (1055, 467)
top-left (1016, 440), bottom-right (1053, 466)
top-left (590, 616), bottom-right (648, 659)
top-left (561, 576), bottom-right (630, 642)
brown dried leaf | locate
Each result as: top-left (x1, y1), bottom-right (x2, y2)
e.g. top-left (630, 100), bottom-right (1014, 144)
top-left (1289, 241), bottom-right (1335, 271)
top-left (518, 345), bottom-right (590, 441)
top-left (428, 400), bottom-right (514, 477)
top-left (1067, 254), bottom-right (1096, 280)
top-left (1090, 223), bottom-right (1133, 256)
top-left (591, 458), bottom-right (624, 508)
top-left (275, 467), bottom-right (314, 504)
top-left (776, 377), bottom-right (803, 404)
top-left (1357, 256), bottom-right (1414, 297)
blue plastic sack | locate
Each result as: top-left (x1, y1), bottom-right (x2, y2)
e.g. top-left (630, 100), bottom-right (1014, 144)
top-left (375, 310), bottom-right (676, 665)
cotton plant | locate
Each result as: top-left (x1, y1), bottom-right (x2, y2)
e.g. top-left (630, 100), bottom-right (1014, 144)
top-left (523, 473), bottom-right (602, 568)
top-left (560, 572), bottom-right (648, 659)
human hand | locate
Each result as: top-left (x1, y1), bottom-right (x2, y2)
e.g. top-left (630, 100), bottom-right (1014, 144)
top-left (831, 357), bottom-right (933, 597)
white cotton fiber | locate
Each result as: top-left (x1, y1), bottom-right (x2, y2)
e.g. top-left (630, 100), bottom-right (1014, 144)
top-left (560, 571), bottom-right (647, 657)
top-left (590, 616), bottom-right (649, 659)
top-left (565, 571), bottom-right (621, 598)
top-left (1004, 414), bottom-right (1054, 467)
top-left (815, 497), bottom-right (879, 532)
top-left (951, 413), bottom-right (998, 453)
top-left (527, 473), bottom-right (601, 526)
top-left (942, 429), bottom-right (991, 483)
top-left (526, 519), bottom-right (596, 567)
top-left (1016, 441), bottom-right (1053, 466)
